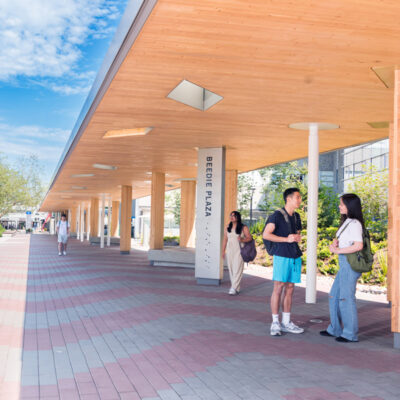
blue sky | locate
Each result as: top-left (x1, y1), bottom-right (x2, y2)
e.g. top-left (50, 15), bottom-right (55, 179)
top-left (0, 0), bottom-right (129, 184)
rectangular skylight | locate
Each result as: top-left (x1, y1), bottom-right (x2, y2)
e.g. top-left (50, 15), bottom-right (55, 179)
top-left (167, 80), bottom-right (223, 111)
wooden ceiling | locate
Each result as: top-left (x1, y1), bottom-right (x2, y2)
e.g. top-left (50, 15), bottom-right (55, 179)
top-left (41, 0), bottom-right (397, 211)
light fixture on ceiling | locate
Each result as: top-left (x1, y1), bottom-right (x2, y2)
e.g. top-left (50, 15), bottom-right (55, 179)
top-left (165, 184), bottom-right (174, 188)
top-left (366, 121), bottom-right (389, 129)
top-left (61, 196), bottom-right (72, 199)
top-left (92, 163), bottom-right (117, 170)
top-left (71, 173), bottom-right (95, 178)
top-left (71, 186), bottom-right (87, 190)
top-left (167, 79), bottom-right (223, 111)
top-left (103, 127), bottom-right (153, 139)
top-left (174, 178), bottom-right (197, 182)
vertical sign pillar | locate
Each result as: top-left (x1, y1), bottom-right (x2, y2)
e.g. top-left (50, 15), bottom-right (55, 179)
top-left (150, 172), bottom-right (165, 249)
top-left (391, 70), bottom-right (400, 348)
top-left (195, 147), bottom-right (225, 285)
top-left (120, 185), bottom-right (132, 254)
top-left (86, 205), bottom-right (90, 241)
top-left (180, 180), bottom-right (196, 248)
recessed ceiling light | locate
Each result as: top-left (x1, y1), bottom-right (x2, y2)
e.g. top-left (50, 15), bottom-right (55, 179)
top-left (103, 127), bottom-right (153, 139)
top-left (71, 173), bottom-right (95, 178)
top-left (92, 163), bottom-right (117, 170)
top-left (61, 196), bottom-right (72, 199)
top-left (71, 186), bottom-right (87, 190)
top-left (366, 121), bottom-right (389, 129)
top-left (145, 172), bottom-right (152, 175)
top-left (167, 80), bottom-right (223, 111)
top-left (165, 184), bottom-right (174, 188)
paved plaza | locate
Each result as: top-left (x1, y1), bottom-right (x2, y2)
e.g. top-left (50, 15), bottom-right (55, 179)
top-left (0, 233), bottom-right (399, 400)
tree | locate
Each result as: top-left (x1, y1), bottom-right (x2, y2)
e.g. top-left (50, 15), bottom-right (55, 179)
top-left (347, 165), bottom-right (388, 238)
top-left (237, 174), bottom-right (256, 218)
top-left (0, 155), bottom-right (45, 218)
top-left (165, 189), bottom-right (181, 225)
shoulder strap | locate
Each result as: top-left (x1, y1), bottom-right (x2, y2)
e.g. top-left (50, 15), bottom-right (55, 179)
top-left (337, 220), bottom-right (352, 239)
top-left (278, 208), bottom-right (296, 234)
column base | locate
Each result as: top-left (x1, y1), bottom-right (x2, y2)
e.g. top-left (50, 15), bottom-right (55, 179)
top-left (394, 332), bottom-right (400, 349)
top-left (196, 278), bottom-right (221, 286)
top-left (120, 250), bottom-right (130, 255)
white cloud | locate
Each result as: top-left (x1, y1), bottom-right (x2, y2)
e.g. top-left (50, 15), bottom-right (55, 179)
top-left (0, 0), bottom-right (123, 81)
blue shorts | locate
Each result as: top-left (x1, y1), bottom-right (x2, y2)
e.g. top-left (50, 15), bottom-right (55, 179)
top-left (273, 255), bottom-right (302, 283)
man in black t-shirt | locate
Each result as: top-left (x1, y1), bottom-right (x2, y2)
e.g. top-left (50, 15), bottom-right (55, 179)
top-left (263, 188), bottom-right (304, 336)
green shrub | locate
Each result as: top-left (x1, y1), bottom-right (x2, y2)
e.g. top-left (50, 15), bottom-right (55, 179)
top-left (0, 225), bottom-right (4, 237)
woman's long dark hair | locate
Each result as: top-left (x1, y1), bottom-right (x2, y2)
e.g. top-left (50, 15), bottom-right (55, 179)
top-left (227, 211), bottom-right (244, 235)
top-left (338, 193), bottom-right (365, 231)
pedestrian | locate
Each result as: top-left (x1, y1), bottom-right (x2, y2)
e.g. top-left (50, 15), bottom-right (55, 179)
top-left (56, 213), bottom-right (70, 256)
top-left (320, 193), bottom-right (364, 342)
top-left (222, 211), bottom-right (253, 295)
top-left (263, 188), bottom-right (304, 336)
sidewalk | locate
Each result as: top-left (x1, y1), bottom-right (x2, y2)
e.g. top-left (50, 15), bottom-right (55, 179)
top-left (0, 233), bottom-right (398, 400)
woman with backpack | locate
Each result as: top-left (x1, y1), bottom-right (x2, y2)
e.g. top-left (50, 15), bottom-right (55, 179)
top-left (222, 211), bottom-right (252, 295)
top-left (320, 193), bottom-right (366, 343)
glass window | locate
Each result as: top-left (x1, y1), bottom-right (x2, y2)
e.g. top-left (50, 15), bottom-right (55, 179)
top-left (371, 155), bottom-right (383, 170)
top-left (371, 142), bottom-right (382, 157)
top-left (362, 145), bottom-right (371, 160)
top-left (344, 152), bottom-right (353, 166)
top-left (353, 149), bottom-right (362, 164)
top-left (354, 162), bottom-right (364, 176)
top-left (344, 165), bottom-right (353, 180)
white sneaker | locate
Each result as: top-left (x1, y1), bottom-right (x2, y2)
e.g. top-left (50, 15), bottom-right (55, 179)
top-left (63, 251), bottom-right (67, 256)
top-left (270, 321), bottom-right (282, 336)
top-left (58, 252), bottom-right (62, 256)
top-left (281, 321), bottom-right (304, 334)
top-left (228, 288), bottom-right (236, 295)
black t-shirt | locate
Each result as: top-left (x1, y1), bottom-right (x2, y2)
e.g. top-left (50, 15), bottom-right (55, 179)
top-left (266, 209), bottom-right (302, 258)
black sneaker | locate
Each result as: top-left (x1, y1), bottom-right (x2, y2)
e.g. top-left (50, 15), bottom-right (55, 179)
top-left (320, 330), bottom-right (335, 337)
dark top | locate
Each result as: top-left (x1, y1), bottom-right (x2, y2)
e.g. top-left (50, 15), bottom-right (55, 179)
top-left (266, 209), bottom-right (302, 258)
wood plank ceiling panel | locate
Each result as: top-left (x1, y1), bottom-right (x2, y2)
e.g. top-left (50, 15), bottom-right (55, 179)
top-left (42, 0), bottom-right (400, 210)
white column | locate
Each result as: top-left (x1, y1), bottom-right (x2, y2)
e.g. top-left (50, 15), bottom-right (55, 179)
top-left (306, 123), bottom-right (319, 304)
top-left (107, 197), bottom-right (112, 247)
top-left (68, 209), bottom-right (71, 226)
top-left (100, 194), bottom-right (105, 249)
top-left (80, 204), bottom-right (84, 242)
top-left (77, 205), bottom-right (81, 240)
top-left (87, 204), bottom-right (91, 241)
top-left (195, 147), bottom-right (225, 285)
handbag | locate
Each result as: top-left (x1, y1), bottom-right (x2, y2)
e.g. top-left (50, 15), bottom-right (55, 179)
top-left (336, 221), bottom-right (373, 273)
top-left (240, 229), bottom-right (257, 262)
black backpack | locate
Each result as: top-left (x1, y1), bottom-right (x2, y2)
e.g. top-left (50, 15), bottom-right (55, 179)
top-left (263, 209), bottom-right (297, 256)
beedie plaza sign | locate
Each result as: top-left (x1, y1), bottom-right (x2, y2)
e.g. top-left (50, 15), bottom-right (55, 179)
top-left (195, 147), bottom-right (225, 284)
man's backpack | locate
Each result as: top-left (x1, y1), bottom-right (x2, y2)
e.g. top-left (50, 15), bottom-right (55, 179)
top-left (262, 208), bottom-right (297, 256)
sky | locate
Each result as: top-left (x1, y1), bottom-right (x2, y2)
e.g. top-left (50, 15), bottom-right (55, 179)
top-left (0, 0), bottom-right (129, 184)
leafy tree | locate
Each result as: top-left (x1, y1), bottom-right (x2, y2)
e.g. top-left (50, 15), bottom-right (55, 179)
top-left (0, 154), bottom-right (45, 218)
top-left (165, 189), bottom-right (181, 225)
top-left (347, 165), bottom-right (388, 239)
top-left (237, 174), bottom-right (256, 218)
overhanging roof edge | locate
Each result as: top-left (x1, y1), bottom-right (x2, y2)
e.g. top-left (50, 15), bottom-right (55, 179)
top-left (40, 0), bottom-right (158, 209)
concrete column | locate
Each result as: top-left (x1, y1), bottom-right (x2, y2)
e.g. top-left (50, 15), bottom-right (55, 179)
top-left (120, 185), bottom-right (132, 254)
top-left (391, 70), bottom-right (400, 348)
top-left (150, 172), bottom-right (165, 250)
top-left (224, 170), bottom-right (238, 226)
top-left (90, 198), bottom-right (99, 239)
top-left (180, 180), bottom-right (196, 248)
top-left (111, 201), bottom-right (120, 237)
top-left (195, 147), bottom-right (225, 285)
top-left (77, 205), bottom-right (81, 240)
top-left (306, 123), bottom-right (319, 304)
top-left (80, 205), bottom-right (85, 242)
top-left (107, 197), bottom-right (112, 247)
top-left (86, 205), bottom-right (90, 241)
top-left (100, 194), bottom-right (105, 249)
top-left (70, 208), bottom-right (77, 234)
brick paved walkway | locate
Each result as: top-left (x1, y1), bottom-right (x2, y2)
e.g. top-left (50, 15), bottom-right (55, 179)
top-left (0, 233), bottom-right (399, 400)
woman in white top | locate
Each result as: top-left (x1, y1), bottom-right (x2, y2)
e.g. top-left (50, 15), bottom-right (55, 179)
top-left (222, 211), bottom-right (252, 295)
top-left (320, 194), bottom-right (364, 343)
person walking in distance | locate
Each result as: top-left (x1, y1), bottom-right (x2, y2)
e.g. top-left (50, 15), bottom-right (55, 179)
top-left (263, 188), bottom-right (304, 336)
top-left (56, 213), bottom-right (70, 256)
top-left (222, 211), bottom-right (252, 295)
